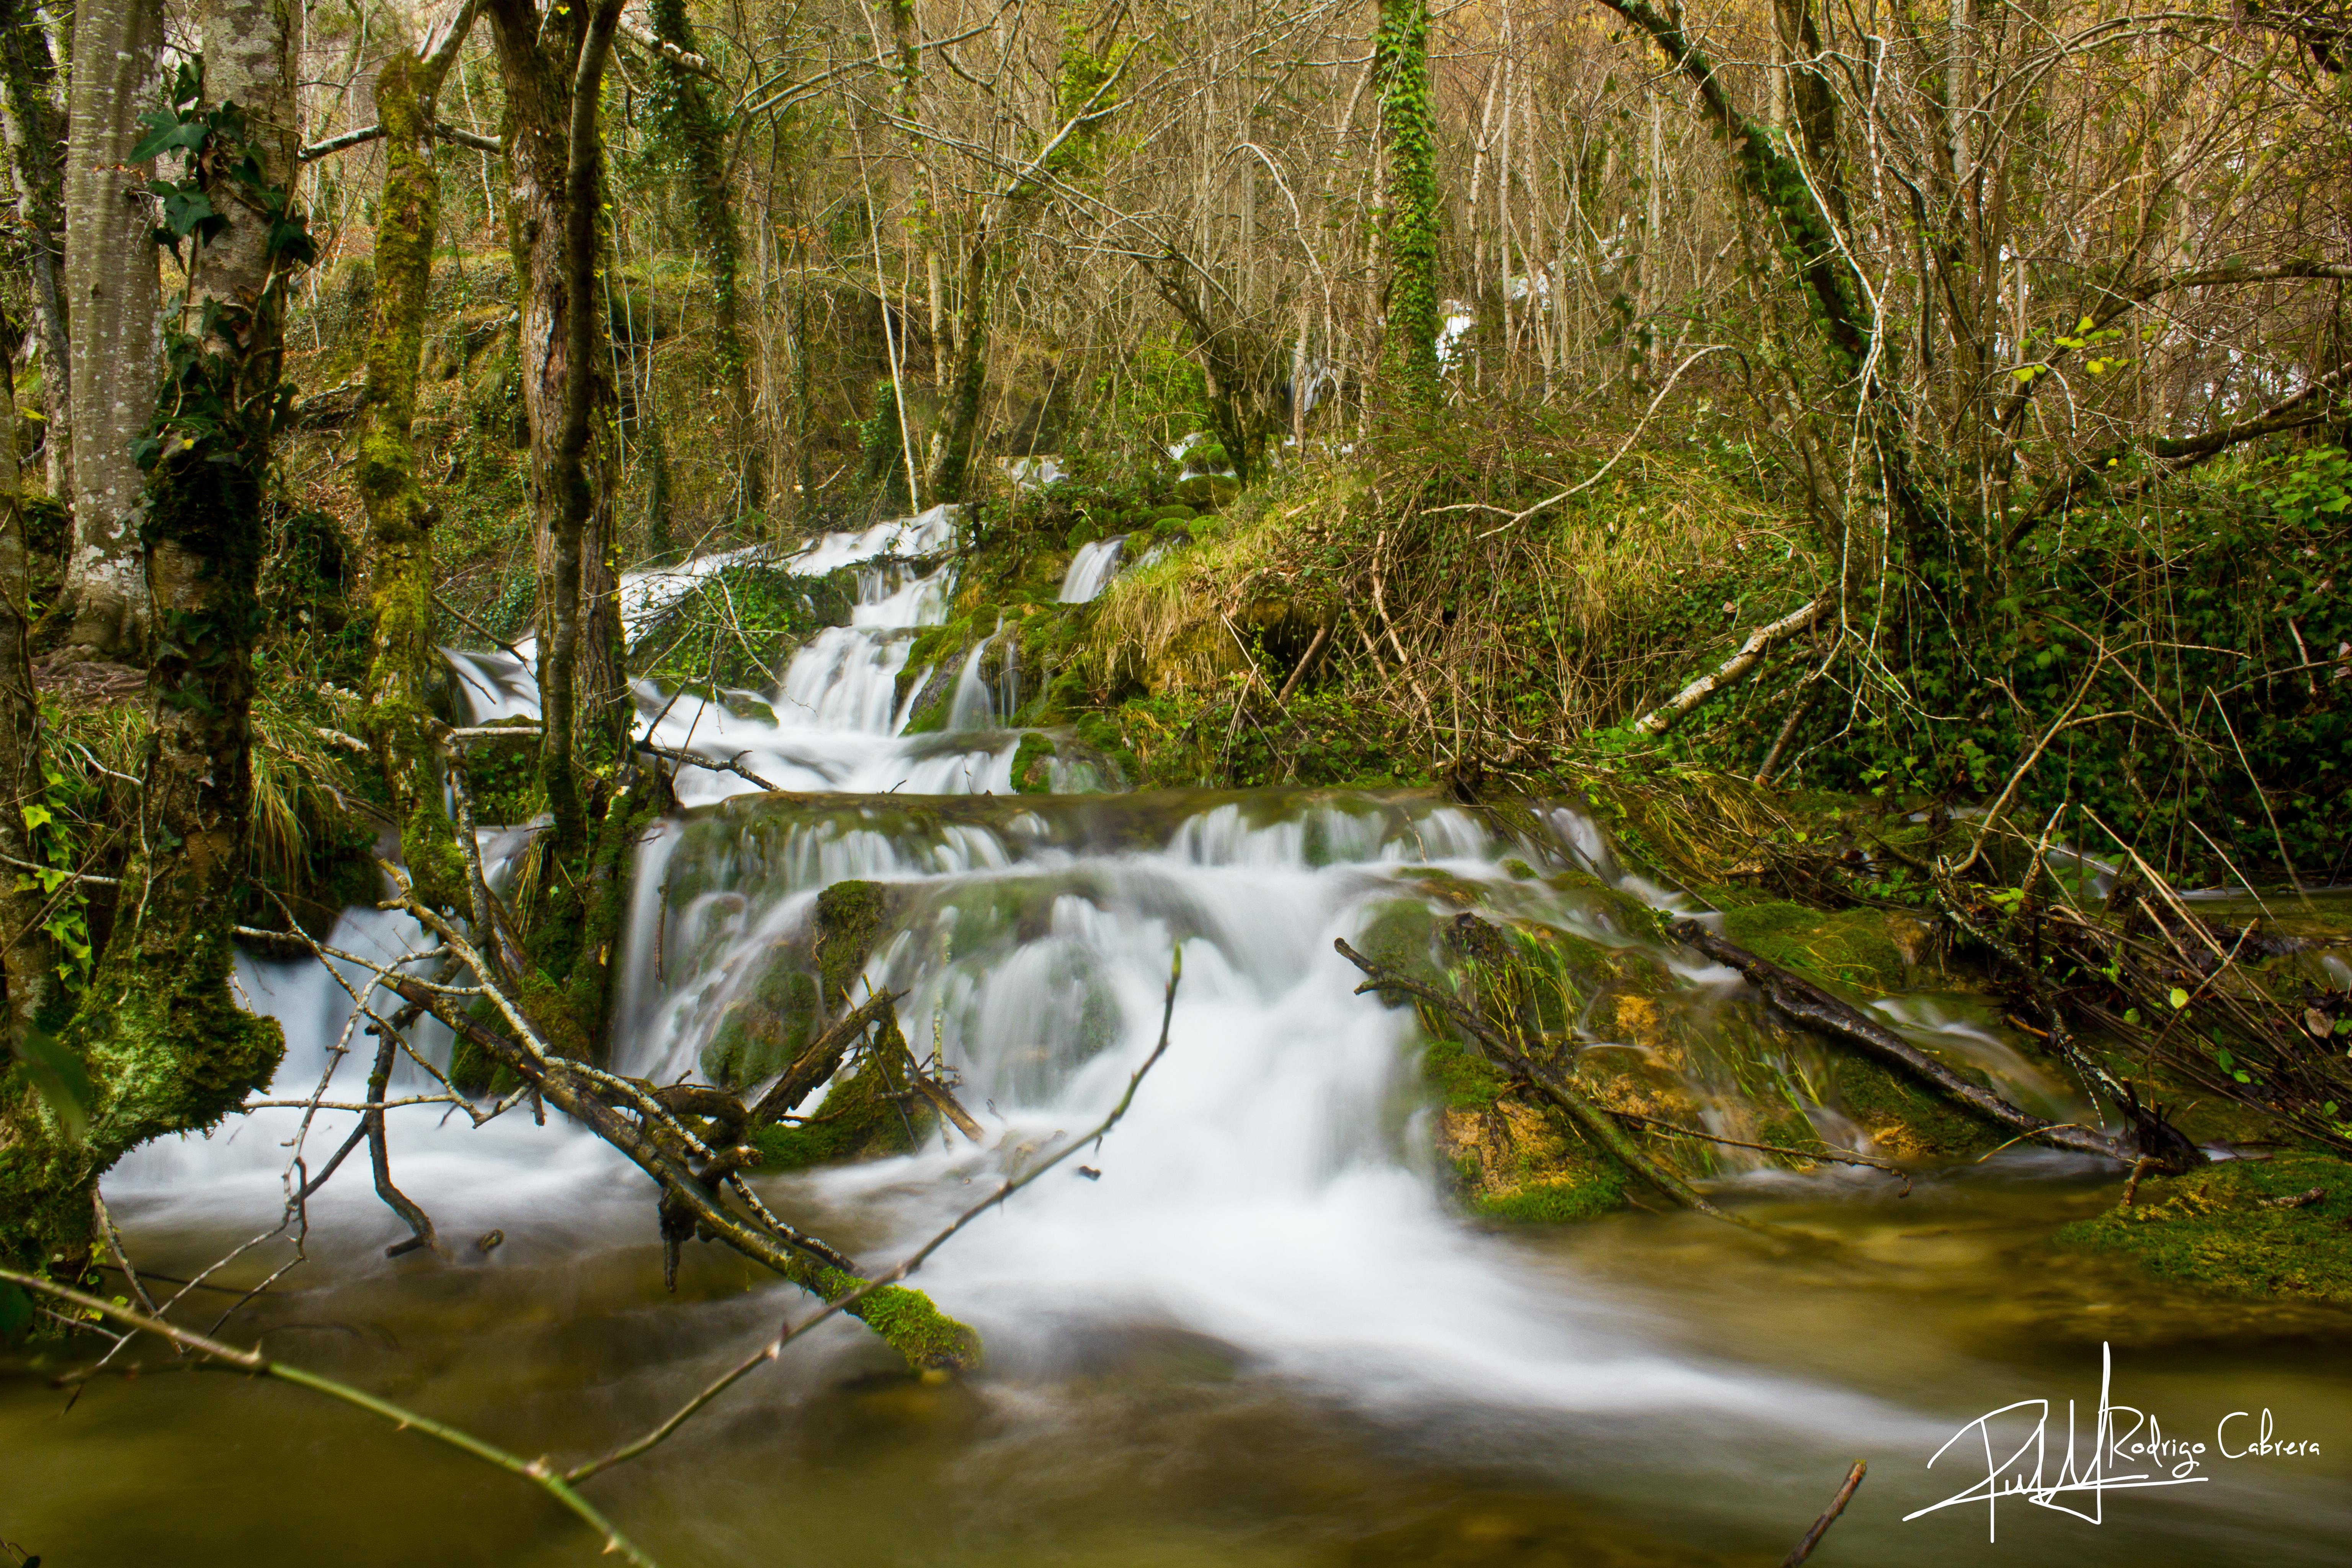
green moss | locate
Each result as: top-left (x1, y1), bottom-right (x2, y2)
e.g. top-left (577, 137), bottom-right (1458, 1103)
top-left (1473, 1170), bottom-right (1627, 1223)
top-left (1424, 1035), bottom-right (1511, 1111)
top-left (1719, 900), bottom-right (1910, 992)
top-left (1011, 732), bottom-right (1055, 794)
top-left (1832, 1053), bottom-right (2008, 1159)
top-left (813, 880), bottom-right (892, 1006)
top-left (747, 1039), bottom-right (931, 1169)
top-left (704, 965), bottom-right (822, 1087)
top-left (2054, 1154), bottom-right (2352, 1304)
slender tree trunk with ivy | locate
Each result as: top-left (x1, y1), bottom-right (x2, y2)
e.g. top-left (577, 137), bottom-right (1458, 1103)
top-left (58, 0), bottom-right (164, 655)
top-left (647, 0), bottom-right (762, 516)
top-left (923, 209), bottom-right (1000, 504)
top-left (0, 320), bottom-right (52, 1054)
top-left (0, 0), bottom-right (72, 499)
top-left (1, 13), bottom-right (310, 1277)
top-left (359, 9), bottom-right (479, 911)
top-left (1374, 0), bottom-right (1441, 406)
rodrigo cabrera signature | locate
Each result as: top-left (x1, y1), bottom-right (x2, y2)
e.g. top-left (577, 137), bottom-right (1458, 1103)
top-left (1905, 1344), bottom-right (2321, 1540)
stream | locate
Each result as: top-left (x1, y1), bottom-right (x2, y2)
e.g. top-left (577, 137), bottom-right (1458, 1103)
top-left (7, 513), bottom-right (2348, 1566)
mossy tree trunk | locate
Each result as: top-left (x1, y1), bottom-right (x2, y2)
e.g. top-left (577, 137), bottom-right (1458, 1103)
top-left (922, 210), bottom-right (999, 505)
top-left (646, 0), bottom-right (762, 516)
top-left (0, 320), bottom-right (52, 1050)
top-left (359, 8), bottom-right (480, 911)
top-left (2, 0), bottom-right (307, 1277)
top-left (0, 0), bottom-right (72, 499)
top-left (1374, 0), bottom-right (1441, 406)
top-left (58, 0), bottom-right (164, 656)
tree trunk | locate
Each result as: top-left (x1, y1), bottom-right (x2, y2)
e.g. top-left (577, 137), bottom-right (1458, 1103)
top-left (487, 0), bottom-right (627, 864)
top-left (1, 0), bottom-right (304, 1278)
top-left (359, 8), bottom-right (477, 910)
top-left (1374, 0), bottom-right (1440, 405)
top-left (0, 0), bottom-right (71, 499)
top-left (0, 318), bottom-right (51, 1052)
top-left (59, 0), bottom-right (163, 655)
top-left (648, 0), bottom-right (761, 516)
top-left (923, 214), bottom-right (995, 504)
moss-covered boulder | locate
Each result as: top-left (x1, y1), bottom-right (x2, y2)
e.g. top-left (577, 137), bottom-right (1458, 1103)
top-left (2053, 1153), bottom-right (2352, 1305)
top-left (717, 879), bottom-right (937, 1170)
top-left (1715, 898), bottom-right (1925, 993)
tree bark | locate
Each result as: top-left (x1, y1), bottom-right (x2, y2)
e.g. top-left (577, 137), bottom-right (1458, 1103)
top-left (1, 0), bottom-right (304, 1277)
top-left (0, 318), bottom-right (51, 1052)
top-left (359, 4), bottom-right (478, 908)
top-left (0, 0), bottom-right (71, 498)
top-left (485, 0), bottom-right (627, 862)
top-left (1374, 0), bottom-right (1441, 405)
top-left (59, 0), bottom-right (164, 655)
top-left (648, 0), bottom-right (761, 515)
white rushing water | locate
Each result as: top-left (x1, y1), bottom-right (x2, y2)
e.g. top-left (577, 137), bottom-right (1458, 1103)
top-left (1057, 535), bottom-right (1127, 603)
top-left (441, 505), bottom-right (1033, 800)
top-left (112, 510), bottom-right (1949, 1455)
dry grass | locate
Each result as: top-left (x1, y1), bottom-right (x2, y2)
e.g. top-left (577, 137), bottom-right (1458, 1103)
top-left (1085, 443), bottom-right (1818, 770)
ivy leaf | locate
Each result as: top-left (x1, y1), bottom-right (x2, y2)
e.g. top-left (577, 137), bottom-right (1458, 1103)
top-left (130, 110), bottom-right (210, 163)
top-left (10, 1026), bottom-right (90, 1143)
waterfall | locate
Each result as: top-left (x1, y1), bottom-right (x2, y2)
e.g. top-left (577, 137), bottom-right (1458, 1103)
top-left (1058, 535), bottom-right (1127, 603)
top-left (108, 508), bottom-right (1984, 1448)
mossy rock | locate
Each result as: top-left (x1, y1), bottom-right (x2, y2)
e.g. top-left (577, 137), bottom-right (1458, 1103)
top-left (813, 879), bottom-right (896, 1007)
top-left (2053, 1154), bottom-right (2352, 1305)
top-left (1012, 732), bottom-right (1056, 794)
top-left (703, 959), bottom-right (823, 1088)
top-left (1831, 1052), bottom-right (2008, 1159)
top-left (1718, 900), bottom-right (1916, 992)
top-left (1439, 1097), bottom-right (1631, 1222)
top-left (1424, 1035), bottom-right (1511, 1112)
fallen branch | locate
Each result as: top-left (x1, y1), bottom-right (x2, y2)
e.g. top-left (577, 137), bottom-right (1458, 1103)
top-left (1634, 597), bottom-right (1830, 736)
top-left (561, 946), bottom-right (1184, 1485)
top-left (635, 739), bottom-right (781, 792)
top-left (1781, 1460), bottom-right (1866, 1568)
top-left (0, 1268), bottom-right (656, 1566)
top-left (1607, 1109), bottom-right (1912, 1194)
top-left (1669, 920), bottom-right (2136, 1165)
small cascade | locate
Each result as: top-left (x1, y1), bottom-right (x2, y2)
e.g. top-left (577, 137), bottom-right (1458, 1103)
top-left (1058, 535), bottom-right (1127, 603)
top-left (944, 624), bottom-right (1020, 730)
top-left (439, 506), bottom-right (1024, 801)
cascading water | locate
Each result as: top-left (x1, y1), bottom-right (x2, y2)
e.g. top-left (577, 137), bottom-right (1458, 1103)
top-left (67, 510), bottom-right (2352, 1566)
top-left (1058, 535), bottom-right (1127, 603)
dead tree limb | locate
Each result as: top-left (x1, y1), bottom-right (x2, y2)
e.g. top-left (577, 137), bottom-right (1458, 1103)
top-left (1634, 597), bottom-right (1830, 736)
top-left (1669, 920), bottom-right (2137, 1164)
top-left (1781, 1461), bottom-right (1866, 1568)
